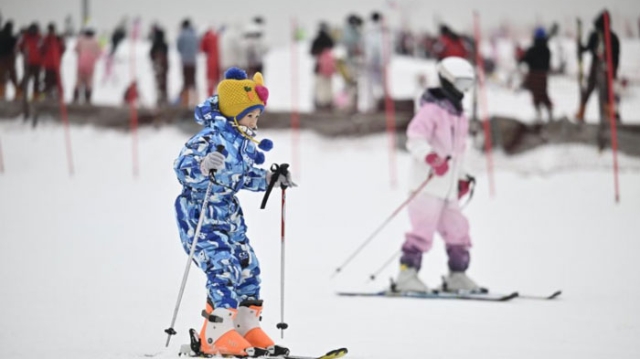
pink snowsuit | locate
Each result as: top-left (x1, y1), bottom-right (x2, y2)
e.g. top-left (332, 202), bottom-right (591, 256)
top-left (400, 89), bottom-right (472, 271)
top-left (75, 35), bottom-right (101, 89)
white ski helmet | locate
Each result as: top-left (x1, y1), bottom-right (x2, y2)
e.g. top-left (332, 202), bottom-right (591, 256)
top-left (436, 56), bottom-right (475, 93)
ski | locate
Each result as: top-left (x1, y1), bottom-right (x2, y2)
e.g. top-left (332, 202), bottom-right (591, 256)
top-left (517, 290), bottom-right (562, 300)
top-left (275, 348), bottom-right (348, 359)
top-left (178, 346), bottom-right (347, 359)
top-left (178, 328), bottom-right (347, 359)
top-left (338, 290), bottom-right (518, 302)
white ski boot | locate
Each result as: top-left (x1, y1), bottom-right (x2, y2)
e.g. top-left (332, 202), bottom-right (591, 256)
top-left (442, 271), bottom-right (485, 293)
top-left (391, 265), bottom-right (429, 293)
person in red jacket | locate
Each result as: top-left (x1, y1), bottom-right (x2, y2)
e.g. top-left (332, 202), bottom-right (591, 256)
top-left (200, 27), bottom-right (221, 96)
top-left (434, 25), bottom-right (469, 60)
top-left (40, 23), bottom-right (66, 100)
top-left (17, 23), bottom-right (43, 100)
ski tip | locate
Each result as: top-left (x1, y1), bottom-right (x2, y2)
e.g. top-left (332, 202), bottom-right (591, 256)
top-left (502, 292), bottom-right (519, 301)
top-left (548, 290), bottom-right (562, 299)
top-left (336, 291), bottom-right (386, 297)
top-left (336, 292), bottom-right (355, 297)
top-left (320, 348), bottom-right (348, 359)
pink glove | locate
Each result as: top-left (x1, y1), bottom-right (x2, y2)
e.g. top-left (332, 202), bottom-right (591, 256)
top-left (425, 153), bottom-right (449, 176)
top-left (458, 175), bottom-right (475, 199)
top-left (458, 180), bottom-right (471, 199)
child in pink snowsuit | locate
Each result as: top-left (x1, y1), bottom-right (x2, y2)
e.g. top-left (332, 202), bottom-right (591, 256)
top-left (73, 28), bottom-right (102, 103)
top-left (394, 56), bottom-right (479, 293)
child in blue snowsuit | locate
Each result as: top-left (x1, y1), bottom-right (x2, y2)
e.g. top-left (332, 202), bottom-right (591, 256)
top-left (173, 67), bottom-right (294, 357)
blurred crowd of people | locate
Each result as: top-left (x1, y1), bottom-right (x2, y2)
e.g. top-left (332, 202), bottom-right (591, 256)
top-left (0, 21), bottom-right (67, 102)
top-left (0, 15), bottom-right (268, 108)
top-left (0, 9), bottom-right (626, 123)
top-left (308, 8), bottom-right (625, 124)
top-left (308, 11), bottom-right (478, 114)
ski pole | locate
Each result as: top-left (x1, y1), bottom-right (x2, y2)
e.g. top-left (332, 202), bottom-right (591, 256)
top-left (367, 250), bottom-right (401, 283)
top-left (368, 164), bottom-right (464, 282)
top-left (276, 184), bottom-right (289, 339)
top-left (260, 163), bottom-right (292, 338)
top-left (271, 164), bottom-right (291, 338)
top-left (331, 171), bottom-right (436, 278)
top-left (164, 145), bottom-right (224, 347)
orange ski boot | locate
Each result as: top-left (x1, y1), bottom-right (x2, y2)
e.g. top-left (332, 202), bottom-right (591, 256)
top-left (199, 302), bottom-right (259, 357)
top-left (235, 300), bottom-right (290, 357)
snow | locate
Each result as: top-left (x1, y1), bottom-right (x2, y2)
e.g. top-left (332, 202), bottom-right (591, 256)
top-left (2, 37), bottom-right (640, 359)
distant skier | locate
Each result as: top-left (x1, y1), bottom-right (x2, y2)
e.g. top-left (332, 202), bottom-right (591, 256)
top-left (575, 10), bottom-right (620, 122)
top-left (242, 17), bottom-right (267, 78)
top-left (73, 26), bottom-right (102, 104)
top-left (361, 11), bottom-right (387, 112)
top-left (176, 18), bottom-right (199, 106)
top-left (39, 23), bottom-right (66, 100)
top-left (109, 20), bottom-right (126, 56)
top-left (518, 27), bottom-right (553, 122)
top-left (0, 21), bottom-right (19, 100)
top-left (433, 25), bottom-right (470, 61)
top-left (310, 22), bottom-right (336, 111)
top-left (149, 25), bottom-right (169, 106)
top-left (200, 27), bottom-right (221, 96)
top-left (173, 67), bottom-right (294, 357)
top-left (17, 22), bottom-right (43, 101)
top-left (393, 56), bottom-right (482, 294)
top-left (102, 19), bottom-right (127, 84)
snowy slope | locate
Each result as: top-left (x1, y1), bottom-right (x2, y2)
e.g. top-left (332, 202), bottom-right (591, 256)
top-left (1, 31), bottom-right (640, 359)
top-left (1, 120), bottom-right (640, 359)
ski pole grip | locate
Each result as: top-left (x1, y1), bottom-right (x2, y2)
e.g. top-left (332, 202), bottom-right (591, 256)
top-left (260, 163), bottom-right (289, 209)
top-left (278, 164), bottom-right (290, 189)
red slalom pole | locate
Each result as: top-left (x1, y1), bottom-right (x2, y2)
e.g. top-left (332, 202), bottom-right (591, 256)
top-left (54, 41), bottom-right (75, 176)
top-left (381, 17), bottom-right (397, 188)
top-left (129, 18), bottom-right (140, 178)
top-left (473, 11), bottom-right (495, 197)
top-left (290, 18), bottom-right (300, 180)
top-left (603, 12), bottom-right (620, 203)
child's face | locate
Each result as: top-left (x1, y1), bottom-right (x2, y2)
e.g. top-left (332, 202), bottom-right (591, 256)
top-left (237, 109), bottom-right (261, 130)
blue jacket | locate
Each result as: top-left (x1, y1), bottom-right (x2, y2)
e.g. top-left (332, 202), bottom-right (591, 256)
top-left (174, 97), bottom-right (268, 232)
top-left (176, 27), bottom-right (198, 65)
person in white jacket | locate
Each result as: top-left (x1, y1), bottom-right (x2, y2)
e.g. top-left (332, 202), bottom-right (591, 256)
top-left (359, 11), bottom-right (387, 112)
top-left (393, 57), bottom-right (481, 293)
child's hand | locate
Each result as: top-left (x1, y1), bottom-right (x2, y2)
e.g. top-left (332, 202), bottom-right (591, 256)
top-left (268, 170), bottom-right (297, 189)
top-left (200, 152), bottom-right (225, 174)
top-left (458, 175), bottom-right (475, 199)
top-left (425, 152), bottom-right (449, 176)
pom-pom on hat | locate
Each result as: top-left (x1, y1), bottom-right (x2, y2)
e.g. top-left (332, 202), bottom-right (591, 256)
top-left (217, 67), bottom-right (269, 120)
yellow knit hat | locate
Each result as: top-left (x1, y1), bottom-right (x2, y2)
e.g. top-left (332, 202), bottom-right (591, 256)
top-left (217, 67), bottom-right (269, 120)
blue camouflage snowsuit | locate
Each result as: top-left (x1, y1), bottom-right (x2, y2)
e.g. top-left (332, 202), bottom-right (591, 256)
top-left (174, 97), bottom-right (268, 309)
